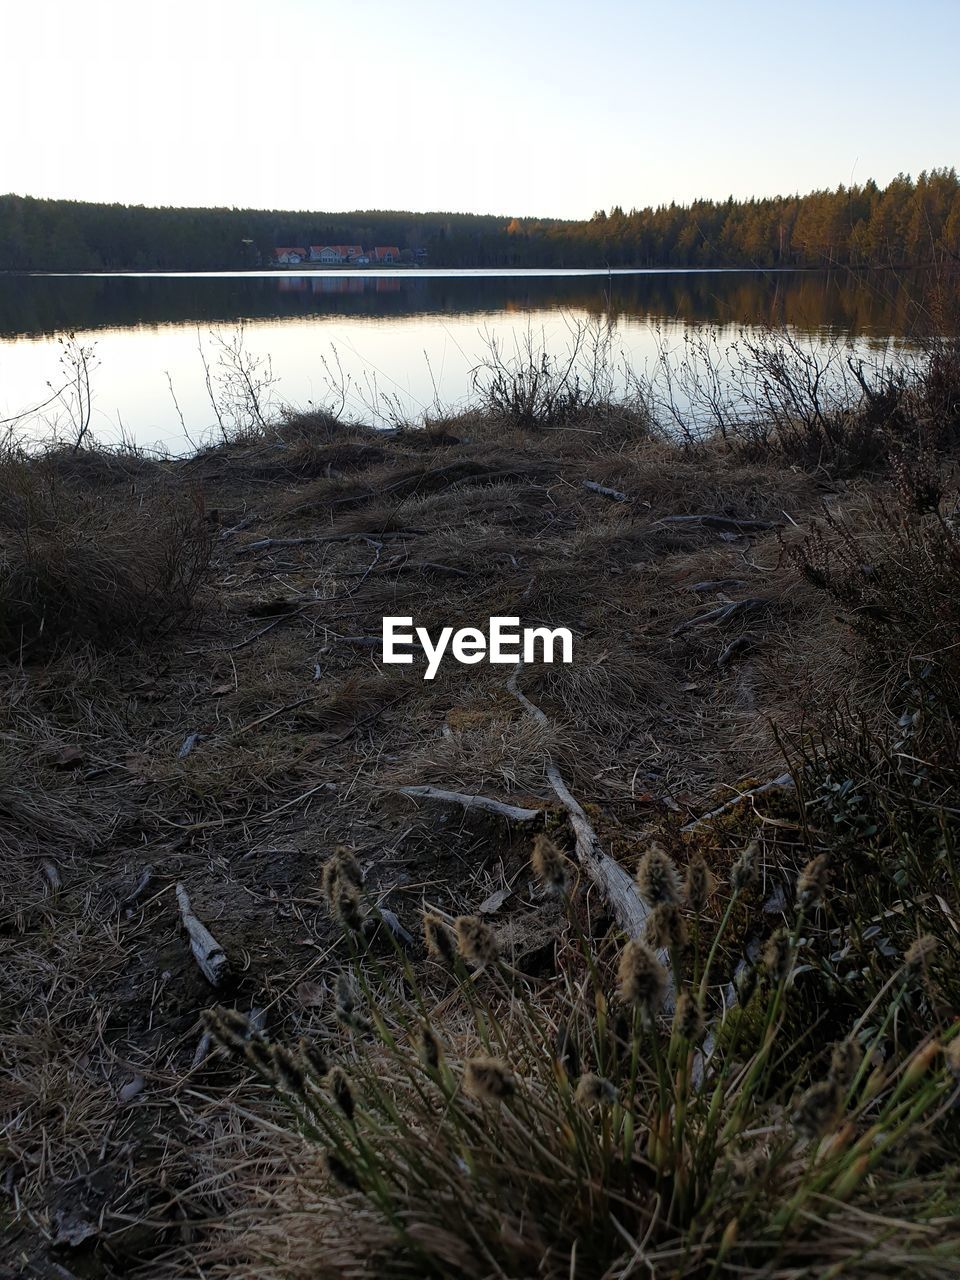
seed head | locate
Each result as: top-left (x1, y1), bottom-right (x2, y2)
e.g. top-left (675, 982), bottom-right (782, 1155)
top-left (531, 833), bottom-right (572, 895)
top-left (796, 853), bottom-right (831, 910)
top-left (335, 971), bottom-right (358, 1014)
top-left (298, 1037), bottom-right (329, 1082)
top-left (828, 1038), bottom-right (862, 1087)
top-left (575, 1073), bottom-right (618, 1106)
top-left (454, 915), bottom-right (498, 967)
top-left (334, 846), bottom-right (363, 889)
top-left (683, 852), bottom-right (716, 913)
top-left (644, 902), bottom-right (688, 950)
top-left (616, 939), bottom-right (668, 1014)
top-left (244, 1036), bottom-right (276, 1079)
top-left (673, 991), bottom-right (706, 1044)
top-left (415, 1022), bottom-right (442, 1071)
top-left (904, 934), bottom-right (937, 972)
top-left (333, 881), bottom-right (363, 933)
top-left (734, 963), bottom-right (757, 1006)
top-left (464, 1056), bottom-right (515, 1102)
top-left (730, 840), bottom-right (760, 894)
top-left (423, 912), bottom-right (457, 965)
top-left (945, 1038), bottom-right (960, 1080)
top-left (271, 1044), bottom-right (306, 1094)
top-left (762, 927), bottom-right (793, 984)
top-left (636, 843), bottom-right (682, 906)
top-left (204, 1006), bottom-right (251, 1054)
top-left (323, 1150), bottom-right (360, 1190)
top-left (902, 1041), bottom-right (940, 1089)
top-left (792, 1079), bottom-right (842, 1140)
top-left (326, 1066), bottom-right (356, 1121)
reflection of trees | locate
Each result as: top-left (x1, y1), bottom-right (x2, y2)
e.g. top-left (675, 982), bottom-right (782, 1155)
top-left (0, 270), bottom-right (943, 342)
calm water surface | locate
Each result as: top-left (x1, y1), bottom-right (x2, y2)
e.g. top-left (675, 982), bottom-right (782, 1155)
top-left (0, 269), bottom-right (925, 451)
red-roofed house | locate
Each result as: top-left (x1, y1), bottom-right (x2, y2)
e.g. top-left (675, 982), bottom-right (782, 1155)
top-left (273, 247), bottom-right (307, 265)
top-left (369, 246), bottom-right (401, 264)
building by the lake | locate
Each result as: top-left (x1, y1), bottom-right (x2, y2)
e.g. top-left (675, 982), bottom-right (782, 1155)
top-left (272, 244), bottom-right (404, 266)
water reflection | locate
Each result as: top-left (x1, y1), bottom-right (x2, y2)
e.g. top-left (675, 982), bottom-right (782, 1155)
top-left (0, 269), bottom-right (935, 452)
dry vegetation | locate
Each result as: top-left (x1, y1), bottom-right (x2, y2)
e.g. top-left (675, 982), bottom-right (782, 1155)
top-left (2, 329), bottom-right (960, 1278)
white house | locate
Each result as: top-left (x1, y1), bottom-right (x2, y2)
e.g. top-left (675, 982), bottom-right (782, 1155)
top-left (273, 246), bottom-right (307, 265)
top-left (369, 246), bottom-right (401, 264)
top-left (309, 244), bottom-right (364, 263)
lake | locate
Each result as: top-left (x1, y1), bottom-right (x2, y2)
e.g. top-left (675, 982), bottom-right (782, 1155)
top-left (0, 268), bottom-right (927, 452)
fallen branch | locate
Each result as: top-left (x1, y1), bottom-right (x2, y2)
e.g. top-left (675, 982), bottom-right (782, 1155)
top-left (681, 773), bottom-right (794, 834)
top-left (236, 530), bottom-right (422, 556)
top-left (176, 883), bottom-right (229, 986)
top-left (671, 597), bottom-right (770, 637)
top-left (582, 479), bottom-right (629, 503)
top-left (658, 514), bottom-right (781, 534)
top-left (395, 785), bottom-right (541, 825)
top-left (506, 664), bottom-right (652, 941)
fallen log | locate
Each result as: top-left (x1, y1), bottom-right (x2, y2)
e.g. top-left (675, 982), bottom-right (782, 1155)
top-left (671, 597), bottom-right (770, 637)
top-left (176, 883), bottom-right (229, 987)
top-left (582, 480), bottom-right (630, 503)
top-left (506, 664), bottom-right (652, 941)
top-left (395, 784), bottom-right (541, 825)
top-left (681, 773), bottom-right (794, 834)
top-left (658, 514), bottom-right (781, 534)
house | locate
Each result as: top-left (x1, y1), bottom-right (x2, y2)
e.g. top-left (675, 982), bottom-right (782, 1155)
top-left (308, 244), bottom-right (364, 263)
top-left (273, 247), bottom-right (307, 265)
top-left (369, 246), bottom-right (401, 264)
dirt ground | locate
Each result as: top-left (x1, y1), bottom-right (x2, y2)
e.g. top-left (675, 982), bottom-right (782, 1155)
top-left (0, 412), bottom-right (853, 1276)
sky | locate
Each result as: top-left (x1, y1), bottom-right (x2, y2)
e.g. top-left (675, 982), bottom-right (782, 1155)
top-left (2, 0), bottom-right (958, 219)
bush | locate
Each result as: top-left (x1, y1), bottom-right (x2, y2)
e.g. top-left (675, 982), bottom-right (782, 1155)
top-left (0, 447), bottom-right (210, 656)
top-left (204, 841), bottom-right (960, 1279)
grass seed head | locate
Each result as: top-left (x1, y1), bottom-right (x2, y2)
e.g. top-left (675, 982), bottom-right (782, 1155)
top-left (644, 902), bottom-right (688, 950)
top-left (829, 1038), bottom-right (862, 1087)
top-left (327, 1066), bottom-right (356, 1120)
top-left (617, 939), bottom-right (668, 1014)
top-left (333, 882), bottom-right (364, 933)
top-left (904, 933), bottom-right (937, 972)
top-left (299, 1038), bottom-right (329, 1081)
top-left (244, 1036), bottom-right (276, 1080)
top-left (423, 912), bottom-right (457, 965)
top-left (730, 839), bottom-right (761, 893)
top-left (683, 851), bottom-right (716, 913)
top-left (531, 832), bottom-right (572, 895)
top-left (204, 1006), bottom-right (251, 1054)
top-left (455, 915), bottom-right (498, 967)
top-left (464, 1056), bottom-right (515, 1102)
top-left (762, 927), bottom-right (793, 984)
top-left (673, 991), bottom-right (706, 1043)
top-left (796, 853), bottom-right (831, 909)
top-left (792, 1078), bottom-right (842, 1140)
top-left (271, 1044), bottom-right (306, 1095)
top-left (636, 842), bottom-right (682, 906)
top-left (415, 1022), bottom-right (442, 1071)
top-left (575, 1072), bottom-right (618, 1106)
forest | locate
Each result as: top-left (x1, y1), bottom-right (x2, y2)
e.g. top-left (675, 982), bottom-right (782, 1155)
top-left (1, 169), bottom-right (959, 272)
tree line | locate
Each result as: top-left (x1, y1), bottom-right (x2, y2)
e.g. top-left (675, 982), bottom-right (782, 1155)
top-left (1, 170), bottom-right (958, 272)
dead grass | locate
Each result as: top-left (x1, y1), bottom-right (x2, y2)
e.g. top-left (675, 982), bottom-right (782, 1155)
top-left (4, 356), bottom-right (960, 1277)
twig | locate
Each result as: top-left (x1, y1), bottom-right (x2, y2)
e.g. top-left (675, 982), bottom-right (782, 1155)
top-left (395, 785), bottom-right (541, 824)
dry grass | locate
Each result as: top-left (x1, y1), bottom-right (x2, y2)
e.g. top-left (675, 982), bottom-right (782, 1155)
top-left (3, 342), bottom-right (960, 1277)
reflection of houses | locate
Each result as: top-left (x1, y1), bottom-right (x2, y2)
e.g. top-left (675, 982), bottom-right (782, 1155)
top-left (308, 244), bottom-right (364, 263)
top-left (369, 246), bottom-right (401, 264)
top-left (273, 246), bottom-right (307, 264)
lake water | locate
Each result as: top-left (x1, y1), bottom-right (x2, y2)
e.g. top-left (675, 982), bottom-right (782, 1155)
top-left (0, 268), bottom-right (927, 452)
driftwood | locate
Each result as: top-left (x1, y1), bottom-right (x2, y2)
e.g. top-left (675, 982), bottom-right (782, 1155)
top-left (681, 773), bottom-right (794, 834)
top-left (658, 514), bottom-right (781, 534)
top-left (717, 635), bottom-right (756, 668)
top-left (176, 883), bottom-right (229, 986)
top-left (236, 530), bottom-right (422, 556)
top-left (690, 578), bottom-right (748, 594)
top-left (671, 597), bottom-right (770, 637)
top-left (121, 865), bottom-right (154, 912)
top-left (395, 784), bottom-right (541, 825)
top-left (506, 664), bottom-right (652, 941)
top-left (582, 479), bottom-right (629, 503)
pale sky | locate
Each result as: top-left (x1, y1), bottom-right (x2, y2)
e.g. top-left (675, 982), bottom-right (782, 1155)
top-left (2, 0), bottom-right (957, 218)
